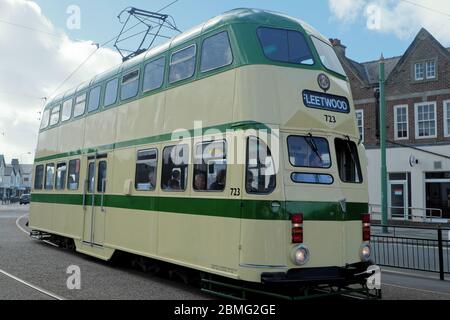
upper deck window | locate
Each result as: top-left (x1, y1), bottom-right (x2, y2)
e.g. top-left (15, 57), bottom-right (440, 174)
top-left (121, 70), bottom-right (140, 101)
top-left (143, 57), bottom-right (165, 92)
top-left (201, 31), bottom-right (233, 72)
top-left (74, 93), bottom-right (87, 117)
top-left (335, 138), bottom-right (363, 184)
top-left (104, 78), bottom-right (119, 107)
top-left (169, 45), bottom-right (196, 83)
top-left (288, 136), bottom-right (331, 169)
top-left (49, 105), bottom-right (61, 126)
top-left (87, 86), bottom-right (101, 113)
top-left (40, 109), bottom-right (50, 130)
top-left (61, 99), bottom-right (73, 122)
top-left (257, 27), bottom-right (314, 65)
top-left (311, 37), bottom-right (346, 76)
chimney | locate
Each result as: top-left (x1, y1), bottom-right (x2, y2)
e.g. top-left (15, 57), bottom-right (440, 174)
top-left (329, 38), bottom-right (347, 56)
top-left (11, 159), bottom-right (19, 166)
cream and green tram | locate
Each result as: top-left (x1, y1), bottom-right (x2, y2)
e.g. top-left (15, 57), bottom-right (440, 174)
top-left (30, 8), bottom-right (376, 298)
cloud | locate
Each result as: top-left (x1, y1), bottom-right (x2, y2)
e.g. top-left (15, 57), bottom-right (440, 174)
top-left (329, 0), bottom-right (450, 44)
top-left (329, 0), bottom-right (366, 23)
top-left (0, 0), bottom-right (121, 163)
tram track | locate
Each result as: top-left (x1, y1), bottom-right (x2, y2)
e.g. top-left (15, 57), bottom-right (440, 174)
top-left (0, 268), bottom-right (65, 300)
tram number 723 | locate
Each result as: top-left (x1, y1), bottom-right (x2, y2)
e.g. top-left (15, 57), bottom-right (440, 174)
top-left (230, 188), bottom-right (241, 196)
top-left (324, 114), bottom-right (337, 124)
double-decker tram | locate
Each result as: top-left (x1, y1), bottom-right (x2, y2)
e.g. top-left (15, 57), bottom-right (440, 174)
top-left (30, 8), bottom-right (379, 299)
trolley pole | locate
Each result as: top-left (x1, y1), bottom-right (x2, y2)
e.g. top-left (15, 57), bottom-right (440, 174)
top-left (379, 55), bottom-right (388, 233)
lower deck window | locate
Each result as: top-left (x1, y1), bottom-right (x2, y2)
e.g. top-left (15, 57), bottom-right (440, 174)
top-left (34, 165), bottom-right (44, 189)
top-left (56, 163), bottom-right (67, 190)
top-left (135, 149), bottom-right (158, 191)
top-left (67, 159), bottom-right (80, 190)
top-left (288, 136), bottom-right (331, 168)
top-left (335, 138), bottom-right (363, 183)
top-left (292, 173), bottom-right (333, 185)
top-left (161, 145), bottom-right (189, 191)
top-left (45, 163), bottom-right (55, 190)
top-left (246, 137), bottom-right (276, 194)
top-left (193, 140), bottom-right (227, 192)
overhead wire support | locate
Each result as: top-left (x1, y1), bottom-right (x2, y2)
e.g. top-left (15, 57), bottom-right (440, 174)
top-left (114, 7), bottom-right (181, 62)
top-left (47, 0), bottom-right (181, 100)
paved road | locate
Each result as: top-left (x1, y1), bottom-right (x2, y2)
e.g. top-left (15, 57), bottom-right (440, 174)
top-left (0, 205), bottom-right (449, 300)
top-left (0, 205), bottom-right (208, 300)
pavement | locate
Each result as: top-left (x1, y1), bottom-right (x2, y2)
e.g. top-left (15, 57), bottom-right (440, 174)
top-left (0, 204), bottom-right (449, 300)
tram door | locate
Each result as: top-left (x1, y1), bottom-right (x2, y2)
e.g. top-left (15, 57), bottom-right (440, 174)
top-left (83, 154), bottom-right (108, 246)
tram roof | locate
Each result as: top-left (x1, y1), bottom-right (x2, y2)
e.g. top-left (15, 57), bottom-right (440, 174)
top-left (47, 8), bottom-right (328, 107)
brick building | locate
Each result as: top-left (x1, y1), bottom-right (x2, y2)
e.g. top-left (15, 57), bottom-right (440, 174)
top-left (333, 28), bottom-right (450, 221)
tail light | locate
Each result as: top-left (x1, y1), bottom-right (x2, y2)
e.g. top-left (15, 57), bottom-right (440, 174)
top-left (292, 214), bottom-right (304, 244)
top-left (362, 214), bottom-right (371, 241)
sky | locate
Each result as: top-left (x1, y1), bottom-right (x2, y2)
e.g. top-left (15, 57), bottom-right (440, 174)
top-left (0, 0), bottom-right (449, 164)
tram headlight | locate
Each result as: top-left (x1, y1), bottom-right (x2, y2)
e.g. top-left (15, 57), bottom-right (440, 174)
top-left (360, 242), bottom-right (372, 262)
top-left (291, 245), bottom-right (310, 266)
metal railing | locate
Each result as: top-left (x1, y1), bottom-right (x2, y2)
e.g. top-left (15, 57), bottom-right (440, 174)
top-left (369, 204), bottom-right (444, 223)
top-left (371, 224), bottom-right (450, 280)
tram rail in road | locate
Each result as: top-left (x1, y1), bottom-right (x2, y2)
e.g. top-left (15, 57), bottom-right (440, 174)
top-left (0, 268), bottom-right (65, 300)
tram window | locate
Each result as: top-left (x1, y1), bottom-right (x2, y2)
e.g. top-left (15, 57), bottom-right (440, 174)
top-left (169, 45), bottom-right (196, 83)
top-left (61, 99), bottom-right (73, 122)
top-left (49, 106), bottom-right (61, 126)
top-left (87, 162), bottom-right (95, 193)
top-left (104, 78), bottom-right (119, 107)
top-left (287, 136), bottom-right (331, 169)
top-left (73, 93), bottom-right (87, 118)
top-left (311, 37), bottom-right (346, 76)
top-left (246, 137), bottom-right (276, 194)
top-left (335, 138), bottom-right (363, 184)
top-left (40, 109), bottom-right (50, 130)
top-left (55, 163), bottom-right (67, 190)
top-left (87, 86), bottom-right (101, 113)
top-left (143, 57), bottom-right (165, 92)
top-left (135, 149), bottom-right (158, 191)
top-left (121, 70), bottom-right (140, 101)
top-left (34, 165), bottom-right (44, 190)
top-left (257, 27), bottom-right (314, 65)
top-left (292, 173), bottom-right (334, 185)
top-left (193, 140), bottom-right (227, 192)
top-left (201, 32), bottom-right (233, 73)
top-left (45, 163), bottom-right (55, 190)
top-left (67, 159), bottom-right (80, 190)
top-left (161, 145), bottom-right (189, 192)
top-left (97, 161), bottom-right (107, 193)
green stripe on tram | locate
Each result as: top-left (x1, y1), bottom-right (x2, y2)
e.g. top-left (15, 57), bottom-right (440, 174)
top-left (34, 121), bottom-right (271, 163)
top-left (31, 193), bottom-right (368, 222)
